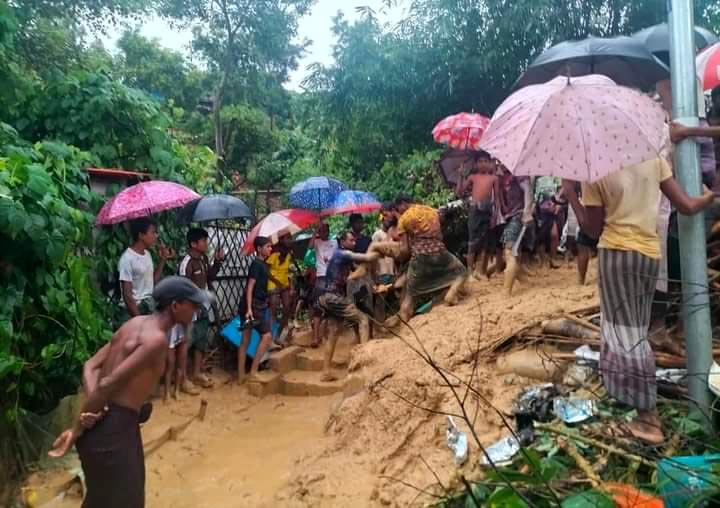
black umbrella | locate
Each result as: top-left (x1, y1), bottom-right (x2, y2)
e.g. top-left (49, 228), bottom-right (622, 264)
top-left (633, 22), bottom-right (718, 65)
top-left (514, 35), bottom-right (669, 91)
top-left (436, 149), bottom-right (475, 188)
top-left (177, 194), bottom-right (253, 224)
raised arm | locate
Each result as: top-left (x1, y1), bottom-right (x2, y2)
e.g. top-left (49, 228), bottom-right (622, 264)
top-left (671, 121), bottom-right (720, 142)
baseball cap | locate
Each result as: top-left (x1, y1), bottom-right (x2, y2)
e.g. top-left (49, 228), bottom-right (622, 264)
top-left (153, 276), bottom-right (210, 307)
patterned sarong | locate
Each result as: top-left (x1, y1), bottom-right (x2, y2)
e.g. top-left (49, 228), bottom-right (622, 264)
top-left (598, 248), bottom-right (659, 411)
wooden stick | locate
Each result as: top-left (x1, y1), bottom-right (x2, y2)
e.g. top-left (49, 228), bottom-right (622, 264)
top-left (144, 400), bottom-right (208, 457)
top-left (563, 313), bottom-right (602, 333)
top-left (558, 438), bottom-right (603, 489)
top-left (536, 423), bottom-right (656, 468)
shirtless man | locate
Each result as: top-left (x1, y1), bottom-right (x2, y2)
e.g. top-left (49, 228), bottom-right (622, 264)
top-left (49, 276), bottom-right (208, 508)
top-left (456, 151), bottom-right (500, 277)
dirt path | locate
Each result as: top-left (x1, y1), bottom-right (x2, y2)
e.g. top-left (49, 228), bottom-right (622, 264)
top-left (27, 260), bottom-right (599, 507)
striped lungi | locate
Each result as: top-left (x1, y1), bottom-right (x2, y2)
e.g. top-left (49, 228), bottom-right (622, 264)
top-left (598, 248), bottom-right (659, 411)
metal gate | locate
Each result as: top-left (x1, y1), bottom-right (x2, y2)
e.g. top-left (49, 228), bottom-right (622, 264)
top-left (206, 221), bottom-right (252, 325)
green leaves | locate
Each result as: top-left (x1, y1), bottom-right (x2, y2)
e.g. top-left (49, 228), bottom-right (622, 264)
top-left (561, 491), bottom-right (615, 508)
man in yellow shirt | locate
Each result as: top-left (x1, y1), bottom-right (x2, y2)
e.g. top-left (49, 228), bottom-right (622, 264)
top-left (572, 157), bottom-right (713, 445)
top-left (266, 234), bottom-right (294, 341)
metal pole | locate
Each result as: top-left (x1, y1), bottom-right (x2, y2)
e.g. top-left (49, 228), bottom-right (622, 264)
top-left (668, 0), bottom-right (714, 428)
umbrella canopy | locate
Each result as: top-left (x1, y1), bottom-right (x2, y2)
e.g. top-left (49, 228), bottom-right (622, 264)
top-left (514, 36), bottom-right (669, 91)
top-left (288, 176), bottom-right (347, 210)
top-left (241, 209), bottom-right (319, 254)
top-left (436, 149), bottom-right (475, 187)
top-left (697, 42), bottom-right (720, 91)
top-left (633, 23), bottom-right (717, 65)
top-left (321, 190), bottom-right (382, 217)
top-left (177, 194), bottom-right (253, 224)
top-left (96, 181), bottom-right (200, 225)
top-left (480, 74), bottom-right (666, 183)
top-left (432, 112), bottom-right (491, 151)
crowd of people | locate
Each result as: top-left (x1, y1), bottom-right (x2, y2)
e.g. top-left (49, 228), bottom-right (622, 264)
top-left (45, 84), bottom-right (720, 507)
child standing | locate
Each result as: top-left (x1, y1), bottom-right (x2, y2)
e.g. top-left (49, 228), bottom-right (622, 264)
top-left (178, 228), bottom-right (225, 389)
top-left (266, 234), bottom-right (295, 341)
top-left (238, 236), bottom-right (274, 384)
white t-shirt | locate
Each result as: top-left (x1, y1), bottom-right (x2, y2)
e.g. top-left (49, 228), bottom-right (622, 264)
top-left (314, 239), bottom-right (337, 278)
top-left (118, 247), bottom-right (154, 305)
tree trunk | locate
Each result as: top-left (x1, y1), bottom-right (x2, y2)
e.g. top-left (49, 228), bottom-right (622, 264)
top-left (213, 69), bottom-right (228, 185)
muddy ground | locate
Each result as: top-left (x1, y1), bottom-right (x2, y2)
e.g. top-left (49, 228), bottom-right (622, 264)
top-left (24, 260), bottom-right (598, 507)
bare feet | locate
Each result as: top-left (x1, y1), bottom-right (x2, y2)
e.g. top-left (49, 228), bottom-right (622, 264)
top-left (321, 371), bottom-right (338, 382)
top-left (237, 373), bottom-right (246, 386)
top-left (180, 381), bottom-right (199, 396)
top-left (625, 419), bottom-right (665, 445)
top-left (193, 374), bottom-right (214, 389)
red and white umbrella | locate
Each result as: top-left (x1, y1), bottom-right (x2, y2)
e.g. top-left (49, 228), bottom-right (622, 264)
top-left (241, 209), bottom-right (319, 254)
top-left (432, 112), bottom-right (491, 151)
top-left (697, 42), bottom-right (720, 91)
top-left (96, 180), bottom-right (200, 225)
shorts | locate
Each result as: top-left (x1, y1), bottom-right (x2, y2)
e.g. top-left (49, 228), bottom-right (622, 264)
top-left (117, 297), bottom-right (155, 327)
top-left (311, 277), bottom-right (327, 318)
top-left (168, 324), bottom-right (186, 349)
top-left (376, 274), bottom-right (395, 285)
top-left (577, 230), bottom-right (599, 249)
top-left (240, 300), bottom-right (272, 335)
top-left (501, 215), bottom-right (525, 246)
top-left (467, 206), bottom-right (492, 252)
top-left (318, 293), bottom-right (366, 325)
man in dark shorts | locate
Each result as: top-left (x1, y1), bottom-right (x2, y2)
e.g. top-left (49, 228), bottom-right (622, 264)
top-left (238, 236), bottom-right (273, 384)
top-left (48, 277), bottom-right (207, 508)
top-left (317, 231), bottom-right (379, 382)
top-left (561, 180), bottom-right (599, 285)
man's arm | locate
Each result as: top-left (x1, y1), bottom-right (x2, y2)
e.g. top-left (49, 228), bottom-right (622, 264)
top-left (582, 206), bottom-right (605, 239)
top-left (49, 333), bottom-right (167, 458)
top-left (245, 278), bottom-right (256, 318)
top-left (121, 281), bottom-right (141, 317)
top-left (456, 175), bottom-right (471, 198)
top-left (346, 251), bottom-right (380, 264)
top-left (671, 121), bottom-right (720, 142)
top-left (660, 177), bottom-right (714, 215)
top-left (82, 342), bottom-right (111, 395)
top-left (520, 179), bottom-right (535, 224)
top-left (561, 179), bottom-right (587, 227)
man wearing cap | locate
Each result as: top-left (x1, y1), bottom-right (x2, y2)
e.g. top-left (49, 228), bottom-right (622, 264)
top-left (48, 276), bottom-right (208, 508)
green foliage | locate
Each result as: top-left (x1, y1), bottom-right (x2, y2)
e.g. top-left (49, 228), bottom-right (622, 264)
top-left (0, 124), bottom-right (112, 425)
top-left (115, 29), bottom-right (206, 111)
top-left (369, 150), bottom-right (452, 206)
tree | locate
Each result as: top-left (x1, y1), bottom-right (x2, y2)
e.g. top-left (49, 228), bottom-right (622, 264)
top-left (115, 29), bottom-right (206, 110)
top-left (158, 0), bottom-right (313, 182)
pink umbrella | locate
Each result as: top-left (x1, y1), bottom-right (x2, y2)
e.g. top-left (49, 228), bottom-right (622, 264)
top-left (697, 42), bottom-right (720, 91)
top-left (432, 112), bottom-right (491, 151)
top-left (480, 74), bottom-right (666, 182)
top-left (96, 181), bottom-right (201, 225)
top-left (241, 209), bottom-right (319, 254)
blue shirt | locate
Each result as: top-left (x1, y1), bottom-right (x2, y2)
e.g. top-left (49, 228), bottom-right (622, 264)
top-left (323, 250), bottom-right (354, 296)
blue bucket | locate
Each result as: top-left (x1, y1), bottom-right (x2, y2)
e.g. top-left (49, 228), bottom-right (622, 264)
top-left (220, 311), bottom-right (279, 359)
top-left (657, 454), bottom-right (720, 507)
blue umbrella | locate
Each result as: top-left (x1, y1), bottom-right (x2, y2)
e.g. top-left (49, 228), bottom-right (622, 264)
top-left (288, 176), bottom-right (347, 211)
top-left (321, 190), bottom-right (382, 217)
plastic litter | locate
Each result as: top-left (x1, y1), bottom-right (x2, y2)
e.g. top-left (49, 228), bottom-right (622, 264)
top-left (574, 345), bottom-right (600, 364)
top-left (482, 435), bottom-right (521, 467)
top-left (657, 454), bottom-right (720, 508)
top-left (553, 398), bottom-right (595, 424)
top-left (445, 416), bottom-right (468, 466)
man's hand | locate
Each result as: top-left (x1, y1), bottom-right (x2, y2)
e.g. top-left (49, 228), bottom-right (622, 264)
top-left (521, 210), bottom-right (535, 225)
top-left (215, 247), bottom-right (226, 262)
top-left (48, 428), bottom-right (80, 458)
top-left (670, 122), bottom-right (691, 143)
top-left (245, 310), bottom-right (254, 321)
top-left (158, 245), bottom-right (175, 261)
top-left (79, 409), bottom-right (106, 429)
